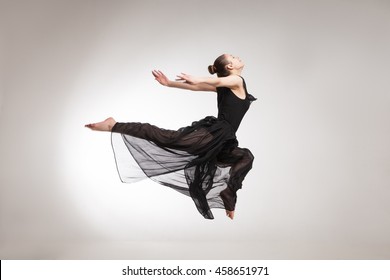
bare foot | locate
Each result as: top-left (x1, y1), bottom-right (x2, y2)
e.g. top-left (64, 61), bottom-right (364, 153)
top-left (85, 117), bottom-right (116, 131)
top-left (226, 210), bottom-right (235, 220)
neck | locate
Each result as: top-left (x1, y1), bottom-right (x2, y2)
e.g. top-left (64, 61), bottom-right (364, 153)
top-left (231, 69), bottom-right (243, 76)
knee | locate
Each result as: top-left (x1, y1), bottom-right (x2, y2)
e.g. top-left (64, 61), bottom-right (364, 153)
top-left (243, 148), bottom-right (254, 166)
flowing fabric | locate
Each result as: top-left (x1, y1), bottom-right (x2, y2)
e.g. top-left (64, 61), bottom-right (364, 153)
top-left (111, 77), bottom-right (256, 219)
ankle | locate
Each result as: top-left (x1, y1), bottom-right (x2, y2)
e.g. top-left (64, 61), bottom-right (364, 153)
top-left (107, 117), bottom-right (116, 131)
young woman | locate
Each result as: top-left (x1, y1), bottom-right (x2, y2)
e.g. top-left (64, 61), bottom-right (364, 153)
top-left (85, 54), bottom-right (256, 220)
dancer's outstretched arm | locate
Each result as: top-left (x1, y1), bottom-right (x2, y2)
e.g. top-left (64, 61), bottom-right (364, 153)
top-left (152, 70), bottom-right (216, 92)
top-left (176, 73), bottom-right (242, 90)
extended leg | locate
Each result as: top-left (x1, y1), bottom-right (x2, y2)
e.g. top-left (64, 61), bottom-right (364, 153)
top-left (112, 122), bottom-right (213, 154)
top-left (112, 122), bottom-right (179, 146)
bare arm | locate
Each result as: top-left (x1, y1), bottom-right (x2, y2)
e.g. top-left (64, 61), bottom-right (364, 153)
top-left (152, 70), bottom-right (216, 92)
top-left (176, 73), bottom-right (242, 90)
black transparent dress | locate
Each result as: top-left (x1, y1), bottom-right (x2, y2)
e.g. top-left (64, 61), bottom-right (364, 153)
top-left (111, 77), bottom-right (256, 219)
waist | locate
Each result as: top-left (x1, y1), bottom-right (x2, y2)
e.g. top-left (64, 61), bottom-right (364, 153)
top-left (217, 116), bottom-right (240, 132)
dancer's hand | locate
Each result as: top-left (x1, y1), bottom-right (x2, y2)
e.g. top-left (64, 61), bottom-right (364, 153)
top-left (226, 210), bottom-right (235, 220)
top-left (176, 73), bottom-right (200, 85)
top-left (152, 70), bottom-right (170, 86)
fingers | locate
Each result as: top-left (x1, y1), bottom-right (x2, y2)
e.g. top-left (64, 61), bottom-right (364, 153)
top-left (152, 70), bottom-right (165, 77)
top-left (152, 70), bottom-right (165, 84)
top-left (176, 73), bottom-right (189, 82)
top-left (177, 73), bottom-right (187, 79)
top-left (152, 70), bottom-right (187, 81)
top-left (152, 70), bottom-right (170, 86)
top-left (152, 70), bottom-right (162, 78)
top-left (175, 76), bottom-right (185, 82)
top-left (152, 70), bottom-right (190, 84)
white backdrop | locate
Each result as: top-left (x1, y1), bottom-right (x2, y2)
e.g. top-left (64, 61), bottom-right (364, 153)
top-left (1, 0), bottom-right (389, 259)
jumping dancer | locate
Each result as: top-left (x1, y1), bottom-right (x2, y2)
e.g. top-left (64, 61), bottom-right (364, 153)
top-left (85, 54), bottom-right (256, 220)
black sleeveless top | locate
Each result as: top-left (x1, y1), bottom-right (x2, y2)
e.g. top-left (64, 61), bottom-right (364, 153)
top-left (216, 77), bottom-right (256, 132)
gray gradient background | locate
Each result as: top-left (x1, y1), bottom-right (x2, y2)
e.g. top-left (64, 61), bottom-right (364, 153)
top-left (1, 0), bottom-right (389, 259)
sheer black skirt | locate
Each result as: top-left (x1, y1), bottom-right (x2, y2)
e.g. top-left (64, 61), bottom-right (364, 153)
top-left (111, 116), bottom-right (254, 219)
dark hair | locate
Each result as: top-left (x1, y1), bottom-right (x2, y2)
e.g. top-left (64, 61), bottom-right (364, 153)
top-left (208, 54), bottom-right (231, 77)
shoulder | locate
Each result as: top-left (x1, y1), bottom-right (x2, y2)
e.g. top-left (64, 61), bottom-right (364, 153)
top-left (216, 75), bottom-right (243, 89)
top-left (232, 75), bottom-right (246, 88)
top-left (228, 74), bottom-right (244, 84)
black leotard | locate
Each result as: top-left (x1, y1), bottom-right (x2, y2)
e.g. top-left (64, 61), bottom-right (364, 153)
top-left (217, 77), bottom-right (256, 132)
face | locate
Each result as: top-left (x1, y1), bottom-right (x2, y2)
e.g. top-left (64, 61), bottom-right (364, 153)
top-left (226, 54), bottom-right (245, 70)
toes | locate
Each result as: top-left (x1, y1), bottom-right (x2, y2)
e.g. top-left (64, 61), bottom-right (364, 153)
top-left (85, 123), bottom-right (96, 129)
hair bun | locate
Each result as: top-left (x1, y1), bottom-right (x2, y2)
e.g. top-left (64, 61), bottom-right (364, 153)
top-left (208, 64), bottom-right (217, 75)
